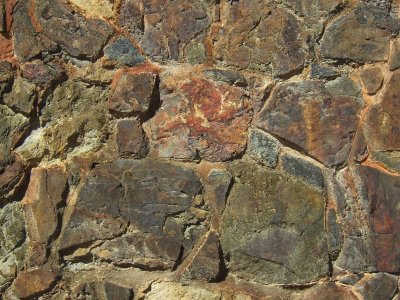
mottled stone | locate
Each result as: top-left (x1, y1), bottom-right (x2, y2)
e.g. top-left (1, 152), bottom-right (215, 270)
top-left (354, 273), bottom-right (398, 300)
top-left (0, 156), bottom-right (26, 202)
top-left (116, 119), bottom-right (148, 157)
top-left (326, 208), bottom-right (343, 260)
top-left (310, 63), bottom-right (339, 79)
top-left (109, 70), bottom-right (157, 115)
top-left (255, 81), bottom-right (363, 166)
top-left (0, 61), bottom-right (14, 96)
top-left (292, 282), bottom-right (357, 300)
top-left (248, 128), bottom-right (280, 168)
top-left (14, 269), bottom-right (58, 299)
top-left (214, 1), bottom-right (307, 75)
top-left (360, 67), bottom-right (384, 95)
top-left (389, 39), bottom-right (400, 71)
top-left (220, 161), bottom-right (328, 284)
top-left (320, 4), bottom-right (397, 62)
top-left (104, 281), bottom-right (133, 300)
top-left (34, 0), bottom-right (114, 60)
top-left (144, 75), bottom-right (252, 162)
top-left (325, 76), bottom-right (361, 98)
top-left (370, 151), bottom-right (400, 173)
top-left (22, 61), bottom-right (65, 85)
top-left (203, 69), bottom-right (247, 87)
top-left (3, 77), bottom-right (36, 115)
top-left (361, 0), bottom-right (392, 9)
top-left (69, 0), bottom-right (114, 19)
top-left (364, 71), bottom-right (400, 150)
top-left (104, 37), bottom-right (145, 67)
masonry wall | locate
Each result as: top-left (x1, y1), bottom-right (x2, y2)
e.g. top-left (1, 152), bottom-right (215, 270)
top-left (0, 0), bottom-right (399, 299)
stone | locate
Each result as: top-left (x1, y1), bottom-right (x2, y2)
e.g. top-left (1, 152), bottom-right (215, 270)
top-left (310, 63), bottom-right (339, 79)
top-left (0, 61), bottom-right (14, 96)
top-left (220, 161), bottom-right (328, 284)
top-left (0, 156), bottom-right (26, 202)
top-left (0, 0), bottom-right (4, 33)
top-left (203, 69), bottom-right (247, 87)
top-left (292, 282), bottom-right (357, 300)
top-left (3, 77), bottom-right (36, 115)
top-left (255, 81), bottom-right (363, 166)
top-left (280, 152), bottom-right (324, 188)
top-left (354, 273), bottom-right (398, 300)
top-left (144, 282), bottom-right (221, 300)
top-left (370, 151), bottom-right (400, 173)
top-left (0, 202), bottom-right (25, 260)
top-left (248, 128), bottom-right (280, 168)
top-left (69, 0), bottom-right (114, 19)
top-left (214, 1), bottom-right (307, 75)
top-left (13, 269), bottom-right (58, 299)
top-left (116, 119), bottom-right (148, 157)
top-left (104, 37), bottom-right (145, 67)
top-left (389, 39), bottom-right (400, 71)
top-left (108, 70), bottom-right (157, 115)
top-left (34, 0), bottom-right (114, 61)
top-left (22, 61), bottom-right (65, 86)
top-left (144, 74), bottom-right (252, 162)
top-left (23, 166), bottom-right (67, 245)
top-left (104, 281), bottom-right (133, 300)
top-left (360, 67), bottom-right (384, 95)
top-left (326, 208), bottom-right (343, 260)
top-left (364, 70), bottom-right (400, 150)
top-left (325, 76), bottom-right (361, 98)
top-left (320, 4), bottom-right (397, 62)
top-left (361, 0), bottom-right (392, 10)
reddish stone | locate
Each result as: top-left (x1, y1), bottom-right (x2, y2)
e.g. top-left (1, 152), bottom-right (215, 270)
top-left (14, 269), bottom-right (58, 299)
top-left (116, 119), bottom-right (148, 157)
top-left (22, 61), bottom-right (65, 85)
top-left (0, 156), bottom-right (26, 201)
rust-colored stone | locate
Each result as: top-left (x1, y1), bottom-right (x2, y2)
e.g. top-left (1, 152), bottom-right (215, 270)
top-left (13, 269), bottom-right (58, 299)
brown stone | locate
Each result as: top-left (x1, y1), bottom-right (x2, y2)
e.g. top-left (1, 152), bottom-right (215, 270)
top-left (14, 269), bottom-right (58, 299)
top-left (360, 67), bottom-right (384, 95)
top-left (104, 281), bottom-right (133, 300)
top-left (354, 273), bottom-right (398, 300)
top-left (389, 39), bottom-right (400, 71)
top-left (116, 119), bottom-right (148, 157)
top-left (293, 282), bottom-right (357, 300)
top-left (0, 156), bottom-right (26, 202)
top-left (22, 61), bottom-right (65, 85)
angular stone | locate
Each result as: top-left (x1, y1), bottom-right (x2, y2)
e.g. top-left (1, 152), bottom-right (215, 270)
top-left (214, 2), bottom-right (307, 75)
top-left (22, 61), bottom-right (65, 86)
top-left (361, 0), bottom-right (392, 9)
top-left (310, 63), bottom-right (339, 79)
top-left (248, 128), bottom-right (280, 168)
top-left (116, 119), bottom-right (148, 157)
top-left (325, 76), bottom-right (361, 98)
top-left (203, 69), bottom-right (247, 87)
top-left (389, 39), bottom-right (400, 71)
top-left (14, 269), bottom-right (58, 299)
top-left (255, 81), bottom-right (363, 166)
top-left (108, 70), bottom-right (157, 115)
top-left (3, 77), bottom-right (36, 115)
top-left (104, 37), bottom-right (145, 67)
top-left (0, 61), bottom-right (14, 96)
top-left (370, 151), bottom-right (400, 173)
top-left (354, 273), bottom-right (398, 300)
top-left (364, 70), bottom-right (400, 150)
top-left (0, 156), bottom-right (26, 202)
top-left (34, 0), bottom-right (113, 60)
top-left (360, 67), bottom-right (384, 95)
top-left (320, 4), bottom-right (397, 62)
top-left (0, 0), bottom-right (4, 33)
top-left (220, 161), bottom-right (328, 284)
top-left (23, 166), bottom-right (67, 244)
top-left (144, 75), bottom-right (252, 162)
top-left (104, 281), bottom-right (133, 300)
top-left (292, 282), bottom-right (357, 300)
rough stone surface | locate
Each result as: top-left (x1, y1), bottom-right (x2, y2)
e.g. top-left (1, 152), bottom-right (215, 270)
top-left (13, 269), bottom-right (58, 299)
top-left (389, 39), bottom-right (400, 71)
top-left (3, 77), bottom-right (36, 115)
top-left (248, 128), bottom-right (280, 167)
top-left (104, 37), bottom-right (145, 67)
top-left (104, 281), bottom-right (133, 300)
top-left (116, 119), bottom-right (148, 157)
top-left (360, 67), bottom-right (384, 94)
top-left (354, 273), bottom-right (398, 300)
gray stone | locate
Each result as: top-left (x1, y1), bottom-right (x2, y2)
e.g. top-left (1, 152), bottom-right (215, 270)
top-left (310, 63), bottom-right (339, 79)
top-left (354, 273), bottom-right (398, 300)
top-left (3, 77), bottom-right (36, 115)
top-left (389, 39), bottom-right (400, 71)
top-left (104, 37), bottom-right (145, 67)
top-left (248, 128), bottom-right (280, 168)
top-left (325, 76), bottom-right (361, 98)
top-left (104, 281), bottom-right (133, 300)
top-left (203, 69), bottom-right (247, 87)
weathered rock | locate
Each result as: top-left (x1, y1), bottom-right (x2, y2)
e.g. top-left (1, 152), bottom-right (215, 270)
top-left (255, 81), bottom-right (363, 166)
top-left (360, 67), bottom-right (384, 95)
top-left (361, 0), bottom-right (392, 9)
top-left (310, 63), bottom-right (340, 79)
top-left (370, 151), bottom-right (400, 173)
top-left (389, 39), bottom-right (400, 71)
top-left (0, 60), bottom-right (14, 96)
top-left (203, 69), bottom-right (247, 87)
top-left (214, 1), bottom-right (308, 75)
top-left (325, 76), bottom-right (361, 98)
top-left (144, 74), bottom-right (252, 162)
top-left (220, 161), bottom-right (328, 284)
top-left (108, 69), bottom-right (157, 115)
top-left (22, 61), bottom-right (65, 86)
top-left (0, 0), bottom-right (4, 33)
top-left (104, 281), bottom-right (133, 300)
top-left (292, 282), bottom-right (357, 300)
top-left (354, 273), bottom-right (398, 300)
top-left (116, 119), bottom-right (148, 157)
top-left (248, 128), bottom-right (280, 168)
top-left (320, 4), bottom-right (397, 62)
top-left (34, 0), bottom-right (113, 61)
top-left (104, 37), bottom-right (145, 67)
top-left (3, 77), bottom-right (36, 115)
top-left (69, 0), bottom-right (114, 19)
top-left (326, 208), bottom-right (343, 260)
top-left (144, 282), bottom-right (221, 300)
top-left (0, 156), bottom-right (26, 202)
top-left (13, 269), bottom-right (58, 299)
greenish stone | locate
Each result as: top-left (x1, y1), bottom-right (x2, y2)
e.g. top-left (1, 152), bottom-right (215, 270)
top-left (248, 128), bottom-right (280, 168)
top-left (186, 43), bottom-right (206, 65)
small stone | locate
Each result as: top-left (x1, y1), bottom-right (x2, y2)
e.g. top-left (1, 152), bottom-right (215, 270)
top-left (203, 69), bottom-right (247, 87)
top-left (360, 67), bottom-right (384, 94)
top-left (354, 273), bottom-right (398, 300)
top-left (22, 61), bottom-right (65, 86)
top-left (325, 76), bottom-right (361, 98)
top-left (116, 119), bottom-right (148, 157)
top-left (104, 37), bottom-right (145, 67)
top-left (104, 281), bottom-right (133, 300)
top-left (389, 39), bottom-right (400, 71)
top-left (310, 63), bottom-right (339, 79)
top-left (3, 77), bottom-right (36, 115)
top-left (248, 128), bottom-right (280, 168)
top-left (13, 269), bottom-right (58, 299)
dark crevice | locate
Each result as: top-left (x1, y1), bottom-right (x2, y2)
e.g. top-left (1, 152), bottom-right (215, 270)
top-left (141, 75), bottom-right (161, 123)
top-left (172, 245), bottom-right (185, 271)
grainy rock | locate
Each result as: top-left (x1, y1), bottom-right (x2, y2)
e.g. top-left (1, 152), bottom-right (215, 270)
top-left (248, 128), bottom-right (280, 168)
top-left (292, 282), bottom-right (357, 300)
top-left (310, 63), bottom-right (339, 79)
top-left (104, 281), bottom-right (133, 300)
top-left (104, 37), bottom-right (145, 67)
top-left (3, 77), bottom-right (36, 115)
top-left (389, 39), bottom-right (400, 71)
top-left (22, 61), bottom-right (65, 86)
top-left (116, 119), bottom-right (148, 157)
top-left (13, 269), bottom-right (58, 299)
top-left (354, 273), bottom-right (398, 300)
top-left (360, 67), bottom-right (384, 95)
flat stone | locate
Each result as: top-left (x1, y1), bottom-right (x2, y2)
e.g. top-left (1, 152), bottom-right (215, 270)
top-left (320, 4), bottom-right (397, 62)
top-left (248, 128), bottom-right (280, 168)
top-left (255, 81), bottom-right (363, 166)
top-left (104, 281), bottom-right (133, 300)
top-left (145, 282), bottom-right (221, 300)
top-left (104, 37), bottom-right (145, 67)
top-left (360, 67), bottom-right (384, 95)
top-left (116, 119), bottom-right (148, 157)
top-left (144, 75), bottom-right (252, 162)
top-left (14, 269), bottom-right (58, 299)
top-left (354, 273), bottom-right (398, 300)
top-left (108, 70), bottom-right (157, 115)
top-left (214, 1), bottom-right (307, 75)
top-left (22, 61), bottom-right (65, 86)
top-left (220, 161), bottom-right (328, 284)
top-left (389, 39), bottom-right (400, 71)
top-left (310, 63), bottom-right (339, 79)
top-left (3, 77), bottom-right (36, 115)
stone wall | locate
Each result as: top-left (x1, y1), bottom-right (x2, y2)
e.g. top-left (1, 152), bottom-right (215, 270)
top-left (0, 0), bottom-right (399, 299)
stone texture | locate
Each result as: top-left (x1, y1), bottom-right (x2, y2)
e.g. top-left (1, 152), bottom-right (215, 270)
top-left (370, 151), bottom-right (400, 173)
top-left (0, 156), bottom-right (26, 202)
top-left (310, 63), bottom-right (340, 79)
top-left (144, 74), bottom-right (252, 162)
top-left (104, 281), bottom-right (133, 300)
top-left (22, 61), bottom-right (65, 86)
top-left (3, 77), bottom-right (36, 115)
top-left (360, 67), bottom-right (384, 95)
top-left (389, 39), bottom-right (400, 71)
top-left (104, 37), bottom-right (145, 67)
top-left (13, 269), bottom-right (58, 299)
top-left (320, 4), bottom-right (397, 62)
top-left (220, 161), bottom-right (328, 284)
top-left (248, 128), bottom-right (280, 168)
top-left (0, 61), bottom-right (14, 96)
top-left (214, 1), bottom-right (308, 75)
top-left (354, 273), bottom-right (398, 300)
top-left (255, 80), bottom-right (363, 166)
top-left (203, 69), bottom-right (247, 87)
top-left (292, 282), bottom-right (357, 300)
top-left (116, 119), bottom-right (148, 157)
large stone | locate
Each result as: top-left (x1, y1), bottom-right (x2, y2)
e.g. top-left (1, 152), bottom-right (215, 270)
top-left (34, 0), bottom-right (113, 61)
top-left (13, 269), bottom-right (58, 299)
top-left (320, 4), bottom-right (397, 62)
top-left (214, 1), bottom-right (308, 75)
top-left (220, 161), bottom-right (328, 284)
top-left (144, 74), bottom-right (252, 162)
top-left (3, 77), bottom-right (36, 115)
top-left (255, 81), bottom-right (363, 166)
top-left (354, 273), bottom-right (398, 300)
